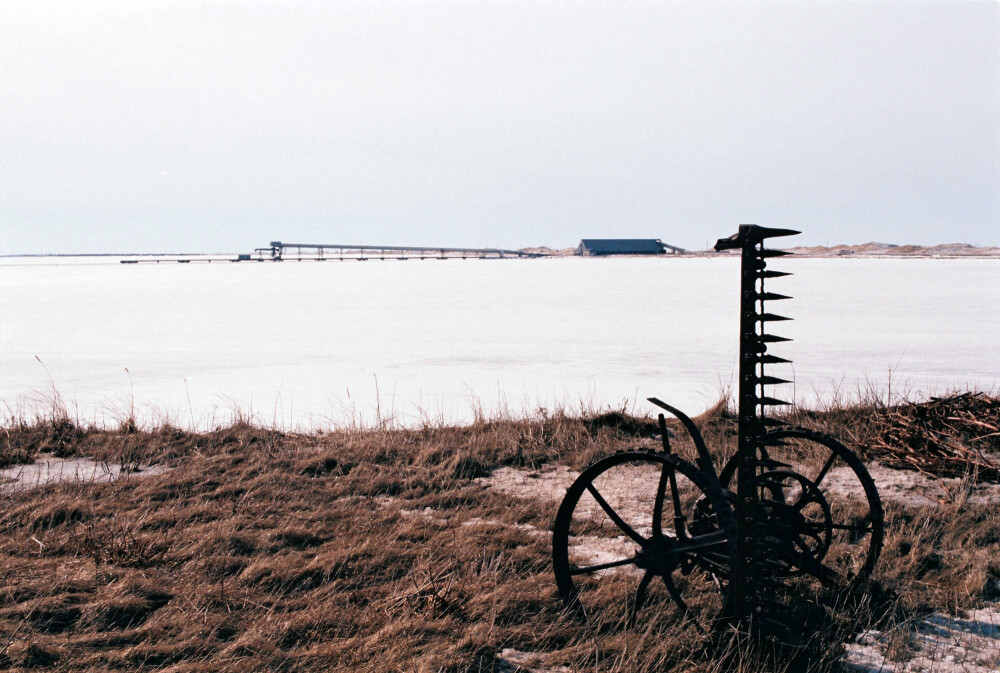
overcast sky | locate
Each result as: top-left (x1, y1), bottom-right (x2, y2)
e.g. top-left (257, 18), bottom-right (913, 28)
top-left (1, 1), bottom-right (997, 254)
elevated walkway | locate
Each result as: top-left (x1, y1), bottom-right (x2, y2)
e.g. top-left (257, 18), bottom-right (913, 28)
top-left (256, 242), bottom-right (545, 261)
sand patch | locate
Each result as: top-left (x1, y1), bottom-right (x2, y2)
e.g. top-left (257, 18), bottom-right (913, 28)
top-left (486, 461), bottom-right (1000, 513)
top-left (483, 464), bottom-right (665, 529)
top-left (827, 463), bottom-right (1000, 508)
top-left (400, 506), bottom-right (449, 526)
top-left (482, 465), bottom-right (578, 504)
top-left (498, 648), bottom-right (572, 673)
top-left (0, 456), bottom-right (169, 492)
top-left (481, 464), bottom-right (680, 578)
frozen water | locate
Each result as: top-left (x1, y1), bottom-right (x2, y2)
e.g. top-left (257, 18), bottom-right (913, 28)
top-left (1, 256), bottom-right (997, 429)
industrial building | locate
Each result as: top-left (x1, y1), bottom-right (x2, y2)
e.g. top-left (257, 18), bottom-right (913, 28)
top-left (575, 239), bottom-right (685, 256)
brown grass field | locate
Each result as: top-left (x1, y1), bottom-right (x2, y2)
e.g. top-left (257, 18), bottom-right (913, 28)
top-left (1, 392), bottom-right (998, 672)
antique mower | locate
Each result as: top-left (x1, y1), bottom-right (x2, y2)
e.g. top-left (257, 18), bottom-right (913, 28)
top-left (552, 225), bottom-right (884, 635)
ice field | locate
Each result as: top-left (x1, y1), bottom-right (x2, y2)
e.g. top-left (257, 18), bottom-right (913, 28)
top-left (2, 256), bottom-right (997, 428)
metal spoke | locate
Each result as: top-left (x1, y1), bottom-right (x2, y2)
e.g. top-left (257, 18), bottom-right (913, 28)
top-left (793, 533), bottom-right (819, 554)
top-left (813, 451), bottom-right (838, 488)
top-left (800, 521), bottom-right (828, 538)
top-left (675, 530), bottom-right (729, 554)
top-left (652, 464), bottom-right (669, 538)
top-left (569, 557), bottom-right (639, 576)
top-left (631, 569), bottom-right (655, 618)
top-left (691, 552), bottom-right (730, 578)
top-left (776, 542), bottom-right (842, 585)
top-left (663, 575), bottom-right (706, 633)
top-left (661, 574), bottom-right (689, 613)
top-left (668, 465), bottom-right (685, 537)
top-left (585, 483), bottom-right (647, 546)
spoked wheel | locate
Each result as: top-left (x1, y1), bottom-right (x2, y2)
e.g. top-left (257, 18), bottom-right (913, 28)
top-left (553, 450), bottom-right (736, 630)
top-left (719, 428), bottom-right (884, 585)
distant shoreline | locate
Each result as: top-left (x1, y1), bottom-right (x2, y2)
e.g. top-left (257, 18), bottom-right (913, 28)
top-left (3, 241), bottom-right (999, 260)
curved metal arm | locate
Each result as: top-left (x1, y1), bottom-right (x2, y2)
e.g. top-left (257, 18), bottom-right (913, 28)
top-left (647, 397), bottom-right (719, 484)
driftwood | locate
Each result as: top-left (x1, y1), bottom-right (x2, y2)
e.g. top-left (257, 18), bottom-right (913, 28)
top-left (870, 392), bottom-right (1000, 482)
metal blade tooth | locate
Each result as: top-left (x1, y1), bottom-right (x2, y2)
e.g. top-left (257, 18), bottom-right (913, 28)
top-left (756, 417), bottom-right (788, 427)
top-left (757, 354), bottom-right (792, 365)
top-left (757, 334), bottom-right (792, 343)
top-left (759, 270), bottom-right (792, 279)
top-left (759, 249), bottom-right (791, 258)
top-left (756, 375), bottom-right (792, 385)
top-left (759, 292), bottom-right (792, 301)
top-left (757, 396), bottom-right (792, 407)
top-left (754, 226), bottom-right (801, 239)
top-left (758, 313), bottom-right (792, 322)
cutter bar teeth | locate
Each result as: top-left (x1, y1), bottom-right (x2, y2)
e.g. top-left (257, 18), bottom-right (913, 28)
top-left (753, 226), bottom-right (801, 239)
top-left (757, 354), bottom-right (792, 365)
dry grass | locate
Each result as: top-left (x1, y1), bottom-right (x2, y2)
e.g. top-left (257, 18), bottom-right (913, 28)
top-left (0, 393), bottom-right (997, 671)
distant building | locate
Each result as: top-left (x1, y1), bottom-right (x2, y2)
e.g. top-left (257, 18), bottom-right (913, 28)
top-left (575, 239), bottom-right (684, 256)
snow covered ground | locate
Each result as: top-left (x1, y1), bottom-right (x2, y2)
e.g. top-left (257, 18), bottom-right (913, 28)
top-left (1, 256), bottom-right (997, 429)
top-left (844, 605), bottom-right (1000, 673)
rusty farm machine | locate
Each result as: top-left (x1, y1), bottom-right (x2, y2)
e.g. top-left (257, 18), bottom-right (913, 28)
top-left (552, 225), bottom-right (884, 637)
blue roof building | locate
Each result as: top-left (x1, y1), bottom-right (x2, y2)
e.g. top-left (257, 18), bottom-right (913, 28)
top-left (575, 239), bottom-right (684, 256)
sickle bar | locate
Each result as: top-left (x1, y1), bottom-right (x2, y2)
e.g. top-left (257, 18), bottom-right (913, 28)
top-left (713, 224), bottom-right (797, 623)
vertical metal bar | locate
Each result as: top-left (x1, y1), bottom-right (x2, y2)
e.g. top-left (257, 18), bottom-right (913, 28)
top-left (713, 224), bottom-right (798, 627)
top-left (728, 232), bottom-right (761, 620)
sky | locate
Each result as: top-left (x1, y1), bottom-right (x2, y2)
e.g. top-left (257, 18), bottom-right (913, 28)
top-left (1, 1), bottom-right (997, 254)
